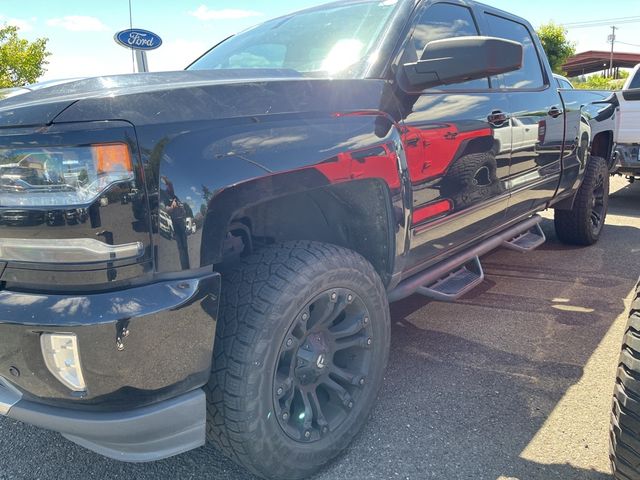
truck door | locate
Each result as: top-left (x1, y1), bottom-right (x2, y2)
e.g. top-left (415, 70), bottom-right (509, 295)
top-left (393, 1), bottom-right (512, 275)
top-left (481, 10), bottom-right (565, 219)
top-left (617, 67), bottom-right (640, 146)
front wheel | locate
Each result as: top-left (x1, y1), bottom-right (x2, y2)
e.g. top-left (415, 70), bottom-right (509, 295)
top-left (206, 241), bottom-right (390, 480)
top-left (554, 156), bottom-right (609, 246)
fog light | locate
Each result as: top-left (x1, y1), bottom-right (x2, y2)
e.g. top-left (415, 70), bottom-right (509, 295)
top-left (40, 333), bottom-right (86, 392)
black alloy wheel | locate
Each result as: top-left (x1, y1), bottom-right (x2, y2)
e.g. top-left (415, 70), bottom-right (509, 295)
top-left (273, 288), bottom-right (373, 443)
top-left (554, 156), bottom-right (609, 246)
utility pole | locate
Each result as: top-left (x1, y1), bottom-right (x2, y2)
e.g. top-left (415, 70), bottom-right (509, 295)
top-left (609, 25), bottom-right (617, 78)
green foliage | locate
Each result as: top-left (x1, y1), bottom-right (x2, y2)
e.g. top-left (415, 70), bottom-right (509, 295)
top-left (0, 25), bottom-right (50, 88)
top-left (572, 75), bottom-right (624, 90)
top-left (537, 22), bottom-right (576, 74)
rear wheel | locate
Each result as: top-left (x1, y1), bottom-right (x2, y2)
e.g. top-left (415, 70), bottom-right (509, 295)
top-left (611, 284), bottom-right (640, 479)
top-left (554, 156), bottom-right (609, 246)
top-left (206, 241), bottom-right (390, 480)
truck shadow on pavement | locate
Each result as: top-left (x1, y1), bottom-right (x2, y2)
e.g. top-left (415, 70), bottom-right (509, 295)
top-left (368, 219), bottom-right (638, 478)
top-left (1, 193), bottom-right (638, 480)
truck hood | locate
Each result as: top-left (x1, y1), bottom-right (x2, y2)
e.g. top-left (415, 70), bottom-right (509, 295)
top-left (0, 69), bottom-right (305, 127)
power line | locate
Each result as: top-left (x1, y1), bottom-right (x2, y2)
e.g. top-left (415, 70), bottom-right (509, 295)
top-left (617, 41), bottom-right (640, 48)
top-left (562, 16), bottom-right (640, 29)
top-left (566, 20), bottom-right (640, 29)
top-left (563, 16), bottom-right (640, 27)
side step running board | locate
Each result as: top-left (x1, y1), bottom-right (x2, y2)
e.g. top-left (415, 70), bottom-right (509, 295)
top-left (503, 223), bottom-right (546, 252)
top-left (416, 256), bottom-right (484, 302)
top-left (388, 215), bottom-right (544, 303)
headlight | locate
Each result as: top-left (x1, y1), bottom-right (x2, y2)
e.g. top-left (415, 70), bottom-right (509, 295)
top-left (0, 143), bottom-right (134, 207)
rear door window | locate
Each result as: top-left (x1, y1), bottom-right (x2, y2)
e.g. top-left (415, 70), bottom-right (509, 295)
top-left (485, 13), bottom-right (545, 89)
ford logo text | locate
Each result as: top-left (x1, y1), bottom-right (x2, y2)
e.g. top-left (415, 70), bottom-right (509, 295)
top-left (114, 29), bottom-right (163, 51)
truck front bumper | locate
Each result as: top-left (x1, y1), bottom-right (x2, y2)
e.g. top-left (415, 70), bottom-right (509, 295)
top-left (0, 271), bottom-right (220, 461)
top-left (1, 378), bottom-right (206, 462)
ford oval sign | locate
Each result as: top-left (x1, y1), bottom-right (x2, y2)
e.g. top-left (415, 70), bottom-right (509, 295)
top-left (114, 29), bottom-right (162, 51)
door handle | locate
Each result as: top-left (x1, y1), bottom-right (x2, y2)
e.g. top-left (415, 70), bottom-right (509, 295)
top-left (487, 110), bottom-right (509, 127)
top-left (548, 106), bottom-right (563, 118)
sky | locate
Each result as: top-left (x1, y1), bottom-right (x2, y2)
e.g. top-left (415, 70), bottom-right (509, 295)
top-left (2, 0), bottom-right (640, 81)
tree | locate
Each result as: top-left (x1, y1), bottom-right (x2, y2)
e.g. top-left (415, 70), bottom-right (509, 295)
top-left (537, 22), bottom-right (576, 74)
top-left (0, 25), bottom-right (50, 88)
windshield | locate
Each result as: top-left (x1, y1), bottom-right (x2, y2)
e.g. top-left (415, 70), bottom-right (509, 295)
top-left (187, 1), bottom-right (399, 78)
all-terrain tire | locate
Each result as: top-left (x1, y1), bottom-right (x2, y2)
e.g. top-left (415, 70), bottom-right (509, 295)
top-left (206, 241), bottom-right (391, 480)
top-left (554, 156), bottom-right (609, 246)
top-left (611, 283), bottom-right (640, 479)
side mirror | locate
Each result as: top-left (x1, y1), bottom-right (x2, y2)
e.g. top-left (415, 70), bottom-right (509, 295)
top-left (403, 36), bottom-right (523, 90)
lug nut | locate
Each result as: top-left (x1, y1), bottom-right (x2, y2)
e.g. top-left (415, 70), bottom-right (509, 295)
top-left (322, 426), bottom-right (329, 434)
top-left (347, 294), bottom-right (353, 302)
top-left (302, 312), bottom-right (309, 321)
top-left (286, 338), bottom-right (293, 347)
top-left (282, 412), bottom-right (289, 421)
top-left (330, 292), bottom-right (337, 301)
top-left (366, 337), bottom-right (372, 346)
top-left (304, 430), bottom-right (311, 439)
top-left (347, 401), bottom-right (354, 409)
top-left (363, 317), bottom-right (369, 325)
top-left (359, 377), bottom-right (365, 386)
top-left (277, 387), bottom-right (284, 396)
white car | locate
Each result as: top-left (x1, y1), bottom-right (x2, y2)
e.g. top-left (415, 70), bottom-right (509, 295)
top-left (614, 64), bottom-right (640, 179)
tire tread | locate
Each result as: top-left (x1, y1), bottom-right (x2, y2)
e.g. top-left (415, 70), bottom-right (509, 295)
top-left (554, 156), bottom-right (609, 246)
top-left (611, 286), bottom-right (640, 479)
top-left (205, 241), bottom-right (389, 479)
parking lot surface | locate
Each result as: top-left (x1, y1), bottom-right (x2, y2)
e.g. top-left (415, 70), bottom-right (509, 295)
top-left (1, 176), bottom-right (637, 480)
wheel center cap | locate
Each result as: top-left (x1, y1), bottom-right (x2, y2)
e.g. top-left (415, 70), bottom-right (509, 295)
top-left (316, 353), bottom-right (328, 369)
top-left (295, 334), bottom-right (331, 384)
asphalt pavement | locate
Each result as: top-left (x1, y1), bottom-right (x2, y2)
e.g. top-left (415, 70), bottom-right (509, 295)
top-left (1, 176), bottom-right (638, 480)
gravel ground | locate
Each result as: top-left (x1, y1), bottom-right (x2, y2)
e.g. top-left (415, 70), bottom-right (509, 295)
top-left (1, 176), bottom-right (637, 480)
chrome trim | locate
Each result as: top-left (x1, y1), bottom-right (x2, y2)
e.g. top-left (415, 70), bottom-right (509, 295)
top-left (0, 238), bottom-right (144, 264)
top-left (0, 377), bottom-right (22, 416)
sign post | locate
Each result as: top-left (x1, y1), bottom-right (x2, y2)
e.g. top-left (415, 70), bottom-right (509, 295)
top-left (114, 28), bottom-right (163, 73)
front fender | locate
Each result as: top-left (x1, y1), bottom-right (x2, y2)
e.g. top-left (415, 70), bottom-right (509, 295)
top-left (141, 111), bottom-right (411, 276)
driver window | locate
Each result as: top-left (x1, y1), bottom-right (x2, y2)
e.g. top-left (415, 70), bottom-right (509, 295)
top-left (408, 2), bottom-right (489, 90)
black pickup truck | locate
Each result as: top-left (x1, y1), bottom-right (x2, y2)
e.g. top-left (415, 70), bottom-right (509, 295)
top-left (0, 1), bottom-right (618, 479)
